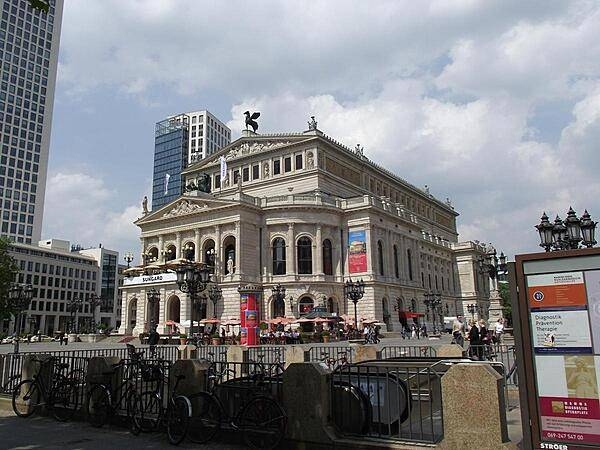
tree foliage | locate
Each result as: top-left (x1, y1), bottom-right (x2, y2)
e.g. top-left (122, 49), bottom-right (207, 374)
top-left (0, 237), bottom-right (19, 321)
top-left (498, 282), bottom-right (512, 326)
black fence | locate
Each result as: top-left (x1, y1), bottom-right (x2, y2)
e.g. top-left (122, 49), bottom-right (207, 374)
top-left (195, 345), bottom-right (229, 363)
top-left (380, 346), bottom-right (437, 359)
top-left (306, 346), bottom-right (354, 366)
top-left (247, 346), bottom-right (285, 366)
top-left (331, 360), bottom-right (445, 444)
top-left (465, 344), bottom-right (517, 387)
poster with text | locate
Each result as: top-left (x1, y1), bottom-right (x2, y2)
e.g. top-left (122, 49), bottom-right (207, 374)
top-left (527, 272), bottom-right (587, 310)
top-left (531, 310), bottom-right (592, 353)
top-left (536, 355), bottom-right (600, 444)
top-left (348, 229), bottom-right (367, 273)
top-left (585, 270), bottom-right (600, 353)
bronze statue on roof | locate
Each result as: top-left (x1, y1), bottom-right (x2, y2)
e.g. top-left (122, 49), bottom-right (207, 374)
top-left (244, 111), bottom-right (260, 132)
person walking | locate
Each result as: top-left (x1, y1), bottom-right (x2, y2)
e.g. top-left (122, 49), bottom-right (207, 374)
top-left (468, 320), bottom-right (483, 360)
top-left (494, 318), bottom-right (504, 344)
top-left (452, 316), bottom-right (465, 347)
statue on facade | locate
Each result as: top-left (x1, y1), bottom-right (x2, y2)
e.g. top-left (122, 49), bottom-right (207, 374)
top-left (142, 196), bottom-right (148, 215)
top-left (308, 116), bottom-right (318, 130)
top-left (355, 144), bottom-right (364, 156)
top-left (307, 152), bottom-right (314, 169)
top-left (227, 255), bottom-right (235, 275)
top-left (244, 111), bottom-right (260, 132)
top-left (263, 162), bottom-right (270, 177)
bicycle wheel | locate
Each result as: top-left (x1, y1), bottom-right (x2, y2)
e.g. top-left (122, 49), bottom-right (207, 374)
top-left (187, 391), bottom-right (223, 444)
top-left (87, 384), bottom-right (110, 427)
top-left (128, 391), bottom-right (142, 436)
top-left (51, 375), bottom-right (80, 422)
top-left (12, 379), bottom-right (40, 418)
top-left (166, 395), bottom-right (192, 445)
top-left (138, 390), bottom-right (162, 432)
top-left (239, 396), bottom-right (287, 450)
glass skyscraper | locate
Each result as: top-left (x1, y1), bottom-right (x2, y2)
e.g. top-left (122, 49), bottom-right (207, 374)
top-left (0, 0), bottom-right (63, 244)
top-left (152, 114), bottom-right (189, 210)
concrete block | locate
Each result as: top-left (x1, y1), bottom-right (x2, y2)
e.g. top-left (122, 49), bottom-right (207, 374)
top-left (436, 344), bottom-right (464, 358)
top-left (284, 346), bottom-right (306, 369)
top-left (353, 345), bottom-right (378, 363)
top-left (170, 359), bottom-right (210, 396)
top-left (440, 363), bottom-right (510, 449)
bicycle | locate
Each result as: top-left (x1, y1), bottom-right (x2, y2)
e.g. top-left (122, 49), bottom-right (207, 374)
top-left (129, 360), bottom-right (192, 445)
top-left (86, 358), bottom-right (142, 431)
top-left (506, 346), bottom-right (518, 386)
top-left (12, 356), bottom-right (81, 422)
top-left (1, 373), bottom-right (21, 394)
top-left (321, 350), bottom-right (349, 371)
top-left (200, 352), bottom-right (235, 390)
top-left (249, 350), bottom-right (284, 378)
top-left (187, 368), bottom-right (287, 450)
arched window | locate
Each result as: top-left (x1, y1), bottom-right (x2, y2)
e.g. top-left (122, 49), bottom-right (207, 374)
top-left (203, 239), bottom-right (216, 274)
top-left (272, 238), bottom-right (286, 275)
top-left (393, 245), bottom-right (399, 278)
top-left (322, 239), bottom-right (333, 275)
top-left (223, 236), bottom-right (236, 275)
top-left (297, 237), bottom-right (312, 274)
top-left (377, 240), bottom-right (384, 275)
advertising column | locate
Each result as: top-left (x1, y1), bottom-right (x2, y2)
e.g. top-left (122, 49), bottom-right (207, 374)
top-left (238, 285), bottom-right (261, 346)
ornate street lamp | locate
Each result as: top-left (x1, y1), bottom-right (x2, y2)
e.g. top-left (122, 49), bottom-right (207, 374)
top-left (123, 252), bottom-right (134, 268)
top-left (478, 246), bottom-right (507, 285)
top-left (175, 263), bottom-right (212, 335)
top-left (8, 284), bottom-right (33, 353)
top-left (344, 278), bottom-right (365, 330)
top-left (88, 294), bottom-right (105, 333)
top-left (537, 208), bottom-right (597, 252)
top-left (146, 288), bottom-right (160, 330)
top-left (423, 290), bottom-right (442, 333)
top-left (183, 243), bottom-right (195, 261)
top-left (207, 284), bottom-right (222, 318)
top-left (142, 250), bottom-right (156, 266)
top-left (466, 303), bottom-right (477, 321)
top-left (67, 297), bottom-right (83, 333)
top-left (271, 283), bottom-right (286, 317)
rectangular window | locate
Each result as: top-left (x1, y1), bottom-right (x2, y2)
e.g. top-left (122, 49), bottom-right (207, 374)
top-left (242, 167), bottom-right (249, 182)
top-left (273, 159), bottom-right (281, 175)
top-left (252, 164), bottom-right (259, 180)
top-left (233, 170), bottom-right (240, 184)
top-left (284, 157), bottom-right (291, 173)
top-left (215, 174), bottom-right (221, 188)
top-left (295, 154), bottom-right (303, 170)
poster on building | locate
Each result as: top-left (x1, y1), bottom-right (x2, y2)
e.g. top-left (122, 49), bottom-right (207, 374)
top-left (531, 310), bottom-right (593, 354)
top-left (527, 272), bottom-right (587, 310)
top-left (348, 229), bottom-right (367, 273)
top-left (535, 355), bottom-right (600, 443)
top-left (585, 270), bottom-right (600, 354)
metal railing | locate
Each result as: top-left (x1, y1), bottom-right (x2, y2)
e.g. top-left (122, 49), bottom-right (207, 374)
top-left (331, 360), bottom-right (445, 444)
top-left (380, 346), bottom-right (437, 359)
top-left (307, 345), bottom-right (354, 364)
top-left (248, 346), bottom-right (285, 366)
top-left (195, 345), bottom-right (229, 363)
top-left (465, 344), bottom-right (517, 387)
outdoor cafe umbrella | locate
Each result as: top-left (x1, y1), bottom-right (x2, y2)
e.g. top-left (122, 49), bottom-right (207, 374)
top-left (222, 318), bottom-right (241, 326)
top-left (294, 317), bottom-right (313, 323)
top-left (199, 318), bottom-right (221, 324)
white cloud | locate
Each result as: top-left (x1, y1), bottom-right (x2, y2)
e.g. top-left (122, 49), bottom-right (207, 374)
top-left (42, 172), bottom-right (143, 261)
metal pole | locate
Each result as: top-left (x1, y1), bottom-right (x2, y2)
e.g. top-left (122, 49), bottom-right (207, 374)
top-left (354, 300), bottom-right (358, 331)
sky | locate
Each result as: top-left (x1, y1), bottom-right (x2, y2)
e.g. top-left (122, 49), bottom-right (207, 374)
top-left (41, 0), bottom-right (600, 263)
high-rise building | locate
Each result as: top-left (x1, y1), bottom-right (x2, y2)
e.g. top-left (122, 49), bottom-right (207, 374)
top-left (151, 110), bottom-right (231, 210)
top-left (0, 0), bottom-right (64, 244)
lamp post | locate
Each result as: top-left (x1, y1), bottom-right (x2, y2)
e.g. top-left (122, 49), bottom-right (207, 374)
top-left (272, 283), bottom-right (286, 317)
top-left (88, 294), bottom-right (105, 333)
top-left (175, 263), bottom-right (212, 335)
top-left (142, 250), bottom-right (156, 266)
top-left (8, 284), bottom-right (33, 353)
top-left (123, 252), bottom-right (134, 269)
top-left (467, 303), bottom-right (477, 321)
top-left (67, 297), bottom-right (83, 333)
top-left (423, 290), bottom-right (442, 333)
top-left (207, 284), bottom-right (222, 318)
top-left (344, 278), bottom-right (365, 330)
top-left (183, 243), bottom-right (195, 261)
top-left (536, 208), bottom-right (597, 251)
top-left (146, 288), bottom-right (160, 330)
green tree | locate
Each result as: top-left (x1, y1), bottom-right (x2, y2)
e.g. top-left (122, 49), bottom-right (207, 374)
top-left (498, 282), bottom-right (512, 326)
top-left (0, 237), bottom-right (19, 321)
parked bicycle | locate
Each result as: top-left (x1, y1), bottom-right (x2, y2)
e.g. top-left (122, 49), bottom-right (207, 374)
top-left (129, 359), bottom-right (192, 445)
top-left (12, 356), bottom-right (81, 422)
top-left (200, 352), bottom-right (235, 389)
top-left (249, 350), bottom-right (284, 378)
top-left (321, 350), bottom-right (349, 371)
top-left (187, 366), bottom-right (287, 450)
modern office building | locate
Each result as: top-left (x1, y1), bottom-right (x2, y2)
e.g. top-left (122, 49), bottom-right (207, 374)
top-left (121, 120), bottom-right (491, 336)
top-left (0, 0), bottom-right (64, 244)
top-left (5, 239), bottom-right (99, 336)
top-left (151, 111), bottom-right (231, 211)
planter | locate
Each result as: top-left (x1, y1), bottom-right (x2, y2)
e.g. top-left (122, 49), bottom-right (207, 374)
top-left (322, 335), bottom-right (330, 343)
top-left (211, 338), bottom-right (222, 346)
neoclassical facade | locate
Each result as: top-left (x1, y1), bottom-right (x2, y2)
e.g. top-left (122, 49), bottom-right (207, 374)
top-left (119, 123), bottom-right (490, 336)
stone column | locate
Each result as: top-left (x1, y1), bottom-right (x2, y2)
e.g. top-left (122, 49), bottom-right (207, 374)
top-left (194, 229), bottom-right (201, 262)
top-left (140, 237), bottom-right (146, 262)
top-left (235, 221), bottom-right (242, 276)
top-left (315, 225), bottom-right (323, 275)
top-left (175, 232), bottom-right (182, 259)
top-left (158, 235), bottom-right (164, 262)
top-left (365, 225), bottom-right (374, 275)
top-left (215, 225), bottom-right (222, 278)
top-left (287, 223), bottom-right (296, 275)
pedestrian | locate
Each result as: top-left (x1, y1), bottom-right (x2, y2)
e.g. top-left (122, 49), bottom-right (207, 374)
top-left (148, 324), bottom-right (160, 358)
top-left (452, 315), bottom-right (465, 347)
top-left (468, 320), bottom-right (483, 360)
top-left (494, 318), bottom-right (504, 344)
top-left (421, 323), bottom-right (428, 338)
top-left (411, 324), bottom-right (417, 339)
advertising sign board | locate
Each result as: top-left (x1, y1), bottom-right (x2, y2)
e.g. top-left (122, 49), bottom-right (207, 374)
top-left (515, 248), bottom-right (600, 449)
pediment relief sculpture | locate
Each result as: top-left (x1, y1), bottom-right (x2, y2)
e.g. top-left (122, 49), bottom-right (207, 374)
top-left (224, 140), bottom-right (293, 161)
top-left (162, 200), bottom-right (209, 218)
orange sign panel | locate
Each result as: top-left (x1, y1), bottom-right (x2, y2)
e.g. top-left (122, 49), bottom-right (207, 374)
top-left (527, 272), bottom-right (587, 309)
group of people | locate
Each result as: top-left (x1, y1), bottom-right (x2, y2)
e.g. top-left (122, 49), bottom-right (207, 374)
top-left (259, 328), bottom-right (301, 344)
top-left (400, 323), bottom-right (428, 340)
top-left (363, 324), bottom-right (381, 344)
top-left (452, 316), bottom-right (506, 360)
